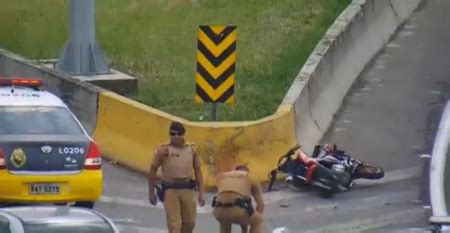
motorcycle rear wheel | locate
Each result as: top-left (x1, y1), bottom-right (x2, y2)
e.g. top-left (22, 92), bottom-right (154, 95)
top-left (354, 163), bottom-right (384, 179)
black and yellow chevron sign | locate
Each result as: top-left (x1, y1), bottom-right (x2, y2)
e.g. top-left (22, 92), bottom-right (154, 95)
top-left (195, 25), bottom-right (236, 104)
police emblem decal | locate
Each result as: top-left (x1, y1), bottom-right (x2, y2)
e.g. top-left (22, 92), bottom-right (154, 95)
top-left (11, 148), bottom-right (27, 168)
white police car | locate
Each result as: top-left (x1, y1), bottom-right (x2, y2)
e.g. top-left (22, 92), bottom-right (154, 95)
top-left (0, 78), bottom-right (102, 208)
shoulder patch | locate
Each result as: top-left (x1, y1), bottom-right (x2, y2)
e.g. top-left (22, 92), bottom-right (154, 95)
top-left (185, 142), bottom-right (198, 153)
top-left (155, 144), bottom-right (169, 156)
top-left (185, 141), bottom-right (197, 147)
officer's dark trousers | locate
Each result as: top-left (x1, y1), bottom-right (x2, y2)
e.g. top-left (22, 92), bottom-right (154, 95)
top-left (213, 192), bottom-right (264, 233)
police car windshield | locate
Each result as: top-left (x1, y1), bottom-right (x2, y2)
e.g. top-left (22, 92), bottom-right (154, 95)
top-left (0, 106), bottom-right (84, 135)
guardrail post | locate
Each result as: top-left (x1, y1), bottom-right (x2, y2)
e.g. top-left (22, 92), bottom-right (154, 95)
top-left (56, 0), bottom-right (110, 75)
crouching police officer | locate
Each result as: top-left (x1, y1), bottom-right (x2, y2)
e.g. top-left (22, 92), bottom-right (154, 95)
top-left (212, 165), bottom-right (265, 233)
top-left (148, 121), bottom-right (205, 233)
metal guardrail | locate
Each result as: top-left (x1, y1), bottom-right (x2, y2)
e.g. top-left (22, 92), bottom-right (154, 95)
top-left (429, 101), bottom-right (450, 229)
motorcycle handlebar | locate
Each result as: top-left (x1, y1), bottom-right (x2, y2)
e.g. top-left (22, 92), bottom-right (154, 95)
top-left (276, 144), bottom-right (301, 167)
top-left (285, 144), bottom-right (301, 157)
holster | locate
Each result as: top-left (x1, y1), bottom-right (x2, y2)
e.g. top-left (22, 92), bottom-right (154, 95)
top-left (212, 195), bottom-right (254, 216)
top-left (155, 184), bottom-right (165, 202)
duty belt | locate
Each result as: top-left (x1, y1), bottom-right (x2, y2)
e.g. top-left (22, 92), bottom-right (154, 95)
top-left (212, 196), bottom-right (254, 216)
top-left (162, 179), bottom-right (196, 190)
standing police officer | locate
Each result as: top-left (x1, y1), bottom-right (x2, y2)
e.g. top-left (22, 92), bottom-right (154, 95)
top-left (212, 165), bottom-right (265, 233)
top-left (148, 121), bottom-right (205, 233)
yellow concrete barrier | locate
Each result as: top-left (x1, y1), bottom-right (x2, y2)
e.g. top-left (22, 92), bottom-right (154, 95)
top-left (93, 92), bottom-right (296, 188)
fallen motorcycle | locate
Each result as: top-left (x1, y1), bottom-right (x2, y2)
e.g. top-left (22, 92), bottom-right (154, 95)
top-left (312, 144), bottom-right (385, 180)
top-left (267, 144), bottom-right (384, 198)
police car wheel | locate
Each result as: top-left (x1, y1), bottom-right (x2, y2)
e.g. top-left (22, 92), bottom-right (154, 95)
top-left (54, 202), bottom-right (68, 206)
top-left (0, 203), bottom-right (12, 208)
top-left (74, 201), bottom-right (95, 209)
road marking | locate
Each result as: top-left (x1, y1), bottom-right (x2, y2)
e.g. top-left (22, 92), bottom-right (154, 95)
top-left (387, 42), bottom-right (400, 48)
top-left (264, 166), bottom-right (421, 205)
top-left (400, 30), bottom-right (415, 36)
top-left (354, 165), bottom-right (421, 186)
top-left (100, 166), bottom-right (421, 212)
top-left (360, 86), bottom-right (371, 92)
top-left (303, 207), bottom-right (425, 233)
top-left (428, 90), bottom-right (441, 95)
top-left (115, 224), bottom-right (167, 233)
top-left (375, 64), bottom-right (384, 69)
top-left (109, 218), bottom-right (142, 224)
top-left (272, 227), bottom-right (290, 233)
top-left (304, 202), bottom-right (338, 212)
top-left (404, 24), bottom-right (416, 30)
top-left (386, 228), bottom-right (431, 233)
top-left (99, 196), bottom-right (213, 214)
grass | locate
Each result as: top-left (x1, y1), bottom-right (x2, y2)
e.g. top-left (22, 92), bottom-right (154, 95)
top-left (0, 0), bottom-right (350, 121)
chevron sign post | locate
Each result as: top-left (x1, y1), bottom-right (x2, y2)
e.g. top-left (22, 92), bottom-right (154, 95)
top-left (195, 25), bottom-right (236, 121)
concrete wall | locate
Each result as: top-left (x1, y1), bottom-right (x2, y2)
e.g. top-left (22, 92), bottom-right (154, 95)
top-left (283, 0), bottom-right (423, 153)
top-left (0, 49), bottom-right (101, 135)
top-left (93, 92), bottom-right (296, 187)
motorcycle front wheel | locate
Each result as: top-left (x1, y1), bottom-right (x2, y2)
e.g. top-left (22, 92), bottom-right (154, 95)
top-left (353, 162), bottom-right (384, 179)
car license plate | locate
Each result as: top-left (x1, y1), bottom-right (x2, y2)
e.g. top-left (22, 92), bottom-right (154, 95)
top-left (29, 184), bottom-right (60, 195)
